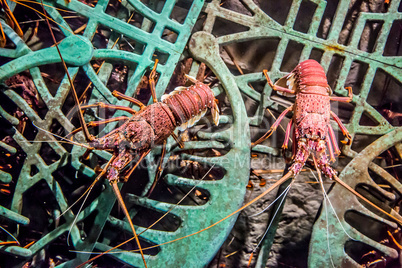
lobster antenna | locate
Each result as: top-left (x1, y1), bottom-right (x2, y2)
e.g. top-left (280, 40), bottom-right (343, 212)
top-left (332, 173), bottom-right (402, 226)
top-left (66, 156), bottom-right (115, 246)
top-left (0, 225), bottom-right (20, 246)
top-left (74, 164), bottom-right (216, 265)
top-left (249, 181), bottom-right (293, 217)
top-left (308, 168), bottom-right (353, 240)
top-left (247, 178), bottom-right (294, 267)
top-left (11, 0), bottom-right (79, 37)
top-left (57, 176), bottom-right (98, 220)
top-left (31, 122), bottom-right (93, 150)
top-left (66, 180), bottom-right (94, 246)
top-left (39, 0), bottom-right (93, 143)
top-left (75, 171), bottom-right (294, 266)
top-left (323, 183), bottom-right (336, 268)
top-left (311, 155), bottom-right (336, 268)
top-left (110, 182), bottom-right (148, 267)
top-left (137, 164), bottom-right (215, 236)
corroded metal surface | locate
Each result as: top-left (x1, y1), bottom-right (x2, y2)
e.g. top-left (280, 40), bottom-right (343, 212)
top-left (310, 128), bottom-right (402, 267)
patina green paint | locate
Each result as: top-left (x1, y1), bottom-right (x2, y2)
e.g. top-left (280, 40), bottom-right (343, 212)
top-left (0, 0), bottom-right (250, 266)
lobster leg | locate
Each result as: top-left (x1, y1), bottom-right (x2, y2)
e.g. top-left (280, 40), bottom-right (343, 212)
top-left (330, 111), bottom-right (352, 145)
top-left (112, 90), bottom-right (146, 110)
top-left (329, 87), bottom-right (353, 103)
top-left (328, 124), bottom-right (341, 155)
top-left (80, 103), bottom-right (137, 114)
top-left (121, 149), bottom-right (151, 182)
top-left (263, 70), bottom-right (296, 95)
top-left (149, 59), bottom-right (159, 103)
top-left (282, 119), bottom-right (293, 150)
top-left (146, 140), bottom-right (167, 197)
top-left (252, 105), bottom-right (294, 146)
top-left (66, 116), bottom-right (129, 139)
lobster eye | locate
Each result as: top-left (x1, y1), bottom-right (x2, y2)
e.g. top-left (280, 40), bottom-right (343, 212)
top-left (327, 87), bottom-right (333, 95)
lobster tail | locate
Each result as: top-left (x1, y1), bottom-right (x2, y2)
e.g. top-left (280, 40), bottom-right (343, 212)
top-left (274, 59), bottom-right (331, 96)
top-left (162, 81), bottom-right (219, 131)
top-left (297, 60), bottom-right (329, 88)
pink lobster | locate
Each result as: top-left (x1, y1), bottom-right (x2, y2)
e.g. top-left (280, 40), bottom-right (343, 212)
top-left (253, 59), bottom-right (352, 177)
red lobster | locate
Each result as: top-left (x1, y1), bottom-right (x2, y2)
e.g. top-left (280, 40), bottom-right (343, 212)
top-left (32, 4), bottom-right (220, 266)
top-left (64, 63), bottom-right (219, 268)
top-left (253, 59), bottom-right (352, 177)
top-left (87, 74), bottom-right (220, 185)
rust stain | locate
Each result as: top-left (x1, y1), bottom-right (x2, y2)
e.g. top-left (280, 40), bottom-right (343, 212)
top-left (324, 43), bottom-right (345, 53)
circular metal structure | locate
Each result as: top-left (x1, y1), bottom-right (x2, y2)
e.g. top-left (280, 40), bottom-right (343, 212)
top-left (310, 128), bottom-right (402, 267)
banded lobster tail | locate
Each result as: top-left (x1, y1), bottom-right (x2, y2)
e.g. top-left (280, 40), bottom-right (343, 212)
top-left (162, 78), bottom-right (220, 131)
top-left (252, 59), bottom-right (402, 226)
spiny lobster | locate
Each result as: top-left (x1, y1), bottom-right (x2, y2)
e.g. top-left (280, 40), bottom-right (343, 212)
top-left (251, 59), bottom-right (402, 227)
top-left (87, 73), bottom-right (220, 186)
top-left (253, 59), bottom-right (353, 177)
top-left (0, 1), bottom-right (222, 265)
top-left (243, 59), bottom-right (402, 265)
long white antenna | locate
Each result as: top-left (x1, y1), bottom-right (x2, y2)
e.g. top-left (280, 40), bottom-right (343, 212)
top-left (309, 168), bottom-right (353, 240)
top-left (32, 122), bottom-right (93, 150)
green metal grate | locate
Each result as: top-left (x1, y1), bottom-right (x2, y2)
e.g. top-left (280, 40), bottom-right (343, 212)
top-left (1, 0), bottom-right (402, 266)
